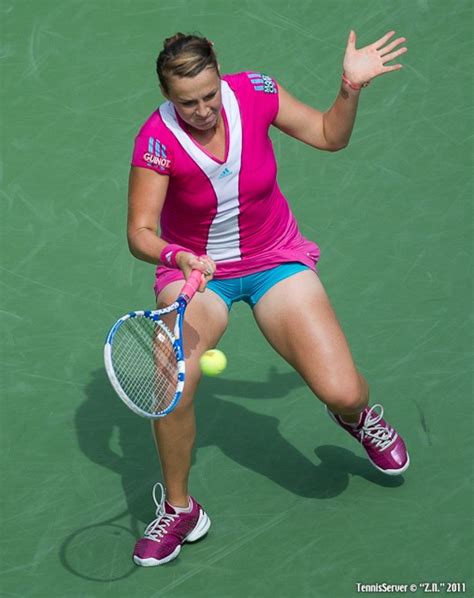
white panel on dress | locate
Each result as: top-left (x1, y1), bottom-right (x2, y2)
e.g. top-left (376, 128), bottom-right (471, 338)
top-left (159, 80), bottom-right (243, 261)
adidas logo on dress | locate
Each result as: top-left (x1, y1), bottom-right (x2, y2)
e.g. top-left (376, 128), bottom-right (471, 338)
top-left (218, 167), bottom-right (232, 179)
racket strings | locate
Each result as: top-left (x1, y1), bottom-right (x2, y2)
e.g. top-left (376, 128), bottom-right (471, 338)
top-left (111, 317), bottom-right (178, 414)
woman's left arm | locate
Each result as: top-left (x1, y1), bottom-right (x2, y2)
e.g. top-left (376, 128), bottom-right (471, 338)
top-left (273, 30), bottom-right (407, 151)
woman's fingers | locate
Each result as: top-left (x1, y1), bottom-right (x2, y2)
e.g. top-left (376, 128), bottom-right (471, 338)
top-left (373, 30), bottom-right (396, 50)
top-left (196, 255), bottom-right (216, 291)
top-left (379, 36), bottom-right (406, 57)
top-left (381, 46), bottom-right (408, 65)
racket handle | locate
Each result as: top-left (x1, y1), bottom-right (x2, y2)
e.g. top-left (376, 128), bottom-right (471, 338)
top-left (179, 269), bottom-right (203, 302)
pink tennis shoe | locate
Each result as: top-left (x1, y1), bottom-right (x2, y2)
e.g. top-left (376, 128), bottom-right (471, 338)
top-left (327, 403), bottom-right (409, 475)
top-left (133, 483), bottom-right (210, 567)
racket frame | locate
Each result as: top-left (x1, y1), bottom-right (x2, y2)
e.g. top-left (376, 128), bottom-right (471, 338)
top-left (104, 271), bottom-right (202, 418)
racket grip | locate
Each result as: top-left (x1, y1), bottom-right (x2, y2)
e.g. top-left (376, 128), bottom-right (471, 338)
top-left (179, 269), bottom-right (203, 302)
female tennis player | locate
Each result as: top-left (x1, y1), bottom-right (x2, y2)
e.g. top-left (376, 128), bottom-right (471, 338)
top-left (128, 30), bottom-right (409, 566)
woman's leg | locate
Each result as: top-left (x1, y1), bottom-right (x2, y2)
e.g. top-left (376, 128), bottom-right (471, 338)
top-left (252, 269), bottom-right (408, 475)
top-left (152, 282), bottom-right (229, 506)
top-left (253, 270), bottom-right (368, 417)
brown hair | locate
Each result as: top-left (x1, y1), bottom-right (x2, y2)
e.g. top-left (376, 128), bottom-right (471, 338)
top-left (156, 33), bottom-right (219, 93)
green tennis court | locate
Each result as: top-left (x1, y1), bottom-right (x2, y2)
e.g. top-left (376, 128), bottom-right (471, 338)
top-left (1, 1), bottom-right (472, 596)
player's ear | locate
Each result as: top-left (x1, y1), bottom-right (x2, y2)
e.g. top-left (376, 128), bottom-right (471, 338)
top-left (159, 84), bottom-right (169, 99)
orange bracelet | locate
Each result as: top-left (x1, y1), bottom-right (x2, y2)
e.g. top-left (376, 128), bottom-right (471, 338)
top-left (341, 73), bottom-right (370, 91)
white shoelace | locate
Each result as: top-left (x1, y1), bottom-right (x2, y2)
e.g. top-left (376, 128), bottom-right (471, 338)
top-left (359, 404), bottom-right (398, 451)
top-left (143, 482), bottom-right (178, 541)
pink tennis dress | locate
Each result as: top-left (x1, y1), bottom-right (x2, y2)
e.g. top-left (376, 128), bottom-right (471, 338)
top-left (131, 72), bottom-right (320, 294)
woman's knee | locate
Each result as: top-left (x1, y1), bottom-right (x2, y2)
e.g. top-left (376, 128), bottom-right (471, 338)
top-left (318, 374), bottom-right (369, 414)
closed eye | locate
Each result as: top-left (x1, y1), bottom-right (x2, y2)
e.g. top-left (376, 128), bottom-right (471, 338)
top-left (179, 90), bottom-right (217, 107)
top-left (203, 90), bottom-right (217, 101)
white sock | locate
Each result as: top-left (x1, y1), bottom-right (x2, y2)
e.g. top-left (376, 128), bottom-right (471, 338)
top-left (168, 498), bottom-right (192, 513)
top-left (340, 414), bottom-right (361, 428)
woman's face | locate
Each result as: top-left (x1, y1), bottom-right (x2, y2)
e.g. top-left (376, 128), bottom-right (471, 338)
top-left (164, 67), bottom-right (222, 132)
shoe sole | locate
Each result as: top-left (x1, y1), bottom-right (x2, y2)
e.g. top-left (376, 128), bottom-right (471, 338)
top-left (368, 452), bottom-right (410, 476)
top-left (134, 544), bottom-right (181, 567)
top-left (133, 509), bottom-right (211, 567)
top-left (186, 510), bottom-right (211, 542)
top-left (326, 407), bottom-right (410, 476)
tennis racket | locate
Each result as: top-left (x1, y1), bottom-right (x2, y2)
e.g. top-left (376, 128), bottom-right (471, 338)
top-left (104, 269), bottom-right (203, 418)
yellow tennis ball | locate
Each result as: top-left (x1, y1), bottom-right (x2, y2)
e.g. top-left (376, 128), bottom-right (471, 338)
top-left (199, 349), bottom-right (227, 376)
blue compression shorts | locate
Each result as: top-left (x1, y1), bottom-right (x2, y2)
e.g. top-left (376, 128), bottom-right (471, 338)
top-left (206, 262), bottom-right (309, 310)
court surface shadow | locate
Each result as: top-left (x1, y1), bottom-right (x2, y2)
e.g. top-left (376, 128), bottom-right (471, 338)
top-left (75, 367), bottom-right (404, 524)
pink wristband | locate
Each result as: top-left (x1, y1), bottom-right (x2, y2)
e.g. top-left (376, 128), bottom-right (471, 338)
top-left (341, 73), bottom-right (370, 91)
top-left (160, 244), bottom-right (191, 268)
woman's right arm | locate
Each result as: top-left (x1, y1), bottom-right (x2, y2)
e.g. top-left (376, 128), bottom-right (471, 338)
top-left (127, 166), bottom-right (170, 264)
top-left (127, 166), bottom-right (216, 287)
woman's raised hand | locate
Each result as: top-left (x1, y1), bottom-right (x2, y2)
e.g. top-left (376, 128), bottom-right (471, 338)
top-left (342, 30), bottom-right (407, 86)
